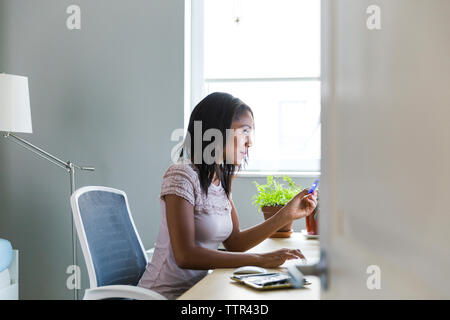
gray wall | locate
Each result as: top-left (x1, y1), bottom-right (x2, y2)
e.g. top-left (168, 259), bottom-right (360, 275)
top-left (0, 0), bottom-right (185, 300)
top-left (0, 0), bottom-right (314, 299)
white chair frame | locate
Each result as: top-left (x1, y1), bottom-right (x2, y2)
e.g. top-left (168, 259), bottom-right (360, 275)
top-left (70, 186), bottom-right (166, 300)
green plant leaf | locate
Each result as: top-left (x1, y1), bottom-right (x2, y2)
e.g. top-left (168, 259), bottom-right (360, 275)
top-left (251, 175), bottom-right (302, 212)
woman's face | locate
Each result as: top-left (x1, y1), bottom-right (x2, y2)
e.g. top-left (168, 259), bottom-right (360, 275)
top-left (224, 111), bottom-right (254, 165)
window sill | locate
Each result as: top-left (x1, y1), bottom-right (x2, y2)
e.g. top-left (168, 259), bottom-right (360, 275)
top-left (235, 171), bottom-right (321, 178)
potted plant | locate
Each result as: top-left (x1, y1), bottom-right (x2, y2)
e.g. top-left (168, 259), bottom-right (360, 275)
top-left (251, 175), bottom-right (302, 238)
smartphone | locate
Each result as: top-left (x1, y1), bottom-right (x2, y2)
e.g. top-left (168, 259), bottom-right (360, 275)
top-left (308, 179), bottom-right (319, 194)
top-left (308, 179), bottom-right (319, 221)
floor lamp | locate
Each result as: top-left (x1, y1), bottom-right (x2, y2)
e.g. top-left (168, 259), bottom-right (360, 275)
top-left (0, 73), bottom-right (95, 300)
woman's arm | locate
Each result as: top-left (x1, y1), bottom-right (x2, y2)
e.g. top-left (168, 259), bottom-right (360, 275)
top-left (164, 194), bottom-right (303, 270)
top-left (222, 199), bottom-right (291, 252)
top-left (222, 189), bottom-right (317, 252)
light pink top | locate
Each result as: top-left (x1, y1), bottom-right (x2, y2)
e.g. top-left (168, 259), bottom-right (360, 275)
top-left (137, 160), bottom-right (233, 299)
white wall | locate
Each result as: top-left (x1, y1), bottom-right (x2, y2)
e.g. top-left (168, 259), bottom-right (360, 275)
top-left (321, 0), bottom-right (450, 298)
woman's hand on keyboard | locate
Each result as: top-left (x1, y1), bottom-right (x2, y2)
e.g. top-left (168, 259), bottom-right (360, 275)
top-left (256, 248), bottom-right (306, 268)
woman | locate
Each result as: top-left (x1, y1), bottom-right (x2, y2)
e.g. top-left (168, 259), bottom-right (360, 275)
top-left (138, 92), bottom-right (317, 299)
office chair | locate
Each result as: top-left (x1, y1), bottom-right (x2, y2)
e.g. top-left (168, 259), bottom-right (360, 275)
top-left (70, 186), bottom-right (166, 300)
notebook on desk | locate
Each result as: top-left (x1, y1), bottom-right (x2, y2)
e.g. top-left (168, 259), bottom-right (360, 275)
top-left (231, 272), bottom-right (311, 290)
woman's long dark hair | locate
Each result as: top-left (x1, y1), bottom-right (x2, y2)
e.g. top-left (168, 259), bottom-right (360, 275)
top-left (178, 92), bottom-right (253, 199)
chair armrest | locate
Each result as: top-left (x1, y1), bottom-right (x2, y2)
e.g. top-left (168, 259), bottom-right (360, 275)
top-left (83, 285), bottom-right (166, 300)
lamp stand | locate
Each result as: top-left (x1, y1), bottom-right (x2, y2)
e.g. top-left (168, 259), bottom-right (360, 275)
top-left (3, 132), bottom-right (95, 300)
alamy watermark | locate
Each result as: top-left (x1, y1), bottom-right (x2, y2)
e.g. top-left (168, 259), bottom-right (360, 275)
top-left (366, 264), bottom-right (381, 290)
top-left (169, 121), bottom-right (252, 165)
top-left (66, 264), bottom-right (81, 290)
top-left (61, 4), bottom-right (384, 293)
top-left (66, 5), bottom-right (81, 30)
top-left (65, 4), bottom-right (381, 31)
top-left (366, 5), bottom-right (381, 30)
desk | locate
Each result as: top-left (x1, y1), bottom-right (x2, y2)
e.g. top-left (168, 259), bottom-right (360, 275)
top-left (178, 232), bottom-right (320, 300)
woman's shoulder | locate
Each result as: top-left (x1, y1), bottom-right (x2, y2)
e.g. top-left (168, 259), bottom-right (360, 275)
top-left (163, 159), bottom-right (199, 181)
top-left (160, 159), bottom-right (201, 206)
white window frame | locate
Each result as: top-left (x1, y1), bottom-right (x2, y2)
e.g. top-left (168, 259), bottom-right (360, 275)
top-left (184, 0), bottom-right (321, 177)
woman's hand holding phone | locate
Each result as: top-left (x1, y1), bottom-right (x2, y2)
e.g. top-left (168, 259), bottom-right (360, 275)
top-left (281, 186), bottom-right (318, 221)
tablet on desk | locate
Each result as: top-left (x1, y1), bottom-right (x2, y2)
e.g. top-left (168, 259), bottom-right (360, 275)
top-left (231, 272), bottom-right (311, 290)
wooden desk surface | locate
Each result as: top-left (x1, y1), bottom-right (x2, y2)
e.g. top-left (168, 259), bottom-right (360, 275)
top-left (178, 232), bottom-right (321, 300)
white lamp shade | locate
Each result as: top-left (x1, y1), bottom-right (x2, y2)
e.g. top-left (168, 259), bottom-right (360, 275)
top-left (0, 73), bottom-right (33, 133)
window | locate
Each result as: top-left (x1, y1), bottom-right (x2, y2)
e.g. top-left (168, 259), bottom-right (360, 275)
top-left (187, 0), bottom-right (321, 172)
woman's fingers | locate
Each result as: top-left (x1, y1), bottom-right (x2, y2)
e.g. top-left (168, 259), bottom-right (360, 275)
top-left (280, 248), bottom-right (306, 261)
top-left (307, 195), bottom-right (317, 208)
top-left (298, 188), bottom-right (317, 201)
top-left (288, 249), bottom-right (306, 261)
top-left (296, 188), bottom-right (310, 199)
top-left (263, 249), bottom-right (308, 267)
top-left (285, 253), bottom-right (300, 260)
top-left (300, 194), bottom-right (317, 212)
top-left (293, 249), bottom-right (306, 260)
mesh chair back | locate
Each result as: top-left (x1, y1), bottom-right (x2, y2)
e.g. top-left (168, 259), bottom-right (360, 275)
top-left (75, 188), bottom-right (147, 287)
